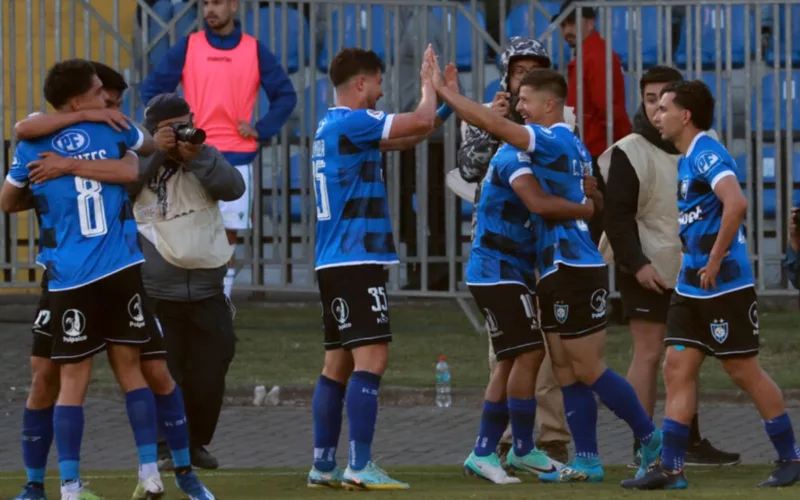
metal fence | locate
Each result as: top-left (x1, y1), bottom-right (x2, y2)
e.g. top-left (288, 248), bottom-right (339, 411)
top-left (1, 0), bottom-right (798, 305)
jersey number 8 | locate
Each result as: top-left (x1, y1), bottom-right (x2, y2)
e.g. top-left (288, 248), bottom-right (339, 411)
top-left (75, 177), bottom-right (108, 237)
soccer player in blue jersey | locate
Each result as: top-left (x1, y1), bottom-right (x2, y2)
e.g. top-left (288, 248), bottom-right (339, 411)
top-left (0, 59), bottom-right (179, 500)
top-left (4, 62), bottom-right (215, 500)
top-left (623, 81), bottom-right (800, 490)
top-left (462, 118), bottom-right (596, 484)
top-left (429, 54), bottom-right (662, 483)
top-left (308, 45), bottom-right (459, 490)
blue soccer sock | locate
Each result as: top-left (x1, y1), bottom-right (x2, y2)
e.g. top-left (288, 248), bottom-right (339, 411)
top-left (561, 383), bottom-right (599, 458)
top-left (154, 385), bottom-right (191, 470)
top-left (473, 400), bottom-right (509, 457)
top-left (764, 413), bottom-right (800, 461)
top-left (22, 406), bottom-right (54, 485)
top-left (346, 371), bottom-right (382, 471)
top-left (125, 388), bottom-right (159, 469)
top-left (590, 369), bottom-right (656, 444)
top-left (312, 375), bottom-right (346, 472)
top-left (662, 418), bottom-right (690, 472)
top-left (508, 398), bottom-right (537, 457)
top-left (54, 405), bottom-right (83, 484)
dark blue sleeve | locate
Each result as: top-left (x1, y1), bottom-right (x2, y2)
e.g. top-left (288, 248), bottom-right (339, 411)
top-left (254, 42), bottom-right (297, 142)
top-left (343, 110), bottom-right (394, 149)
top-left (7, 143), bottom-right (33, 187)
top-left (140, 37), bottom-right (190, 104)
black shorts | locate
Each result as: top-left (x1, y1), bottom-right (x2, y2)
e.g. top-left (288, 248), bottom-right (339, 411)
top-left (33, 272), bottom-right (166, 362)
top-left (318, 264), bottom-right (392, 351)
top-left (469, 283), bottom-right (544, 361)
top-left (49, 265), bottom-right (162, 364)
top-left (664, 287), bottom-right (760, 359)
top-left (617, 270), bottom-right (672, 323)
top-left (537, 264), bottom-right (609, 337)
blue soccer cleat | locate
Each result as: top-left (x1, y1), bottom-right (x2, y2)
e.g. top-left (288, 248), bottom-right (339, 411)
top-left (12, 483), bottom-right (47, 500)
top-left (759, 460), bottom-right (800, 488)
top-left (636, 429), bottom-right (663, 479)
top-left (175, 472), bottom-right (216, 500)
top-left (307, 466), bottom-right (344, 488)
top-left (539, 456), bottom-right (605, 483)
top-left (621, 467), bottom-right (688, 490)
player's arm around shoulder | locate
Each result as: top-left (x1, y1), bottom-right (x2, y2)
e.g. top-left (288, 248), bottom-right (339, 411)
top-left (506, 152), bottom-right (595, 221)
top-left (0, 145), bottom-right (34, 213)
top-left (186, 145), bottom-right (246, 201)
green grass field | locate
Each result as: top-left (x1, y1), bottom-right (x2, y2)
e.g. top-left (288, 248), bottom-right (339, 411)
top-left (0, 466), bottom-right (795, 499)
top-left (86, 301), bottom-right (800, 391)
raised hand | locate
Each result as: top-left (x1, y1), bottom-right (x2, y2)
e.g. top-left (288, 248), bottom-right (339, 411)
top-left (443, 62), bottom-right (459, 94)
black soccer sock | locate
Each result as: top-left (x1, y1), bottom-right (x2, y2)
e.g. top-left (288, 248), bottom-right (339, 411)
top-left (689, 413), bottom-right (702, 443)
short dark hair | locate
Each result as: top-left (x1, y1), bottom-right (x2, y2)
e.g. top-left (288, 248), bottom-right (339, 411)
top-left (639, 66), bottom-right (683, 97)
top-left (92, 61), bottom-right (128, 94)
top-left (519, 68), bottom-right (567, 101)
top-left (660, 80), bottom-right (714, 131)
top-left (329, 48), bottom-right (384, 88)
top-left (43, 59), bottom-right (97, 109)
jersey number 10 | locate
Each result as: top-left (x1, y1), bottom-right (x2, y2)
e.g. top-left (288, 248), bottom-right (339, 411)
top-left (75, 177), bottom-right (108, 237)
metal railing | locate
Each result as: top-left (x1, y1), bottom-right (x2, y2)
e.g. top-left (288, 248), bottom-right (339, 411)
top-left (1, 0), bottom-right (798, 304)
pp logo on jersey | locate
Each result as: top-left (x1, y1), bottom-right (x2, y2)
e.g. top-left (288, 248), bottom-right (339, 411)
top-left (331, 297), bottom-right (352, 331)
top-left (62, 309), bottom-right (87, 344)
top-left (51, 129), bottom-right (91, 155)
top-left (554, 302), bottom-right (569, 324)
top-left (366, 109), bottom-right (385, 120)
top-left (710, 319), bottom-right (729, 344)
top-left (679, 178), bottom-right (690, 199)
top-left (749, 302), bottom-right (759, 335)
top-left (695, 151), bottom-right (721, 173)
top-left (484, 309), bottom-right (503, 338)
top-left (128, 294), bottom-right (145, 328)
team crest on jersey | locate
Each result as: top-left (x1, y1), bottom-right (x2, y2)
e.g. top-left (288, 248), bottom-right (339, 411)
top-left (679, 178), bottom-right (689, 199)
top-left (710, 319), bottom-right (729, 344)
top-left (51, 128), bottom-right (91, 155)
top-left (695, 151), bottom-right (721, 173)
top-left (366, 109), bottom-right (385, 120)
top-left (554, 302), bottom-right (569, 324)
top-left (484, 309), bottom-right (503, 338)
top-left (331, 297), bottom-right (352, 331)
top-left (62, 309), bottom-right (87, 343)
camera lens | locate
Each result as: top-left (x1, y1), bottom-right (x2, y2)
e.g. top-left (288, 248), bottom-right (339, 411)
top-left (177, 127), bottom-right (206, 145)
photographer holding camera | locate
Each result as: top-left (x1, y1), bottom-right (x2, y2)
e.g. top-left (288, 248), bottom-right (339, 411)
top-left (784, 208), bottom-right (800, 291)
top-left (131, 93), bottom-right (245, 469)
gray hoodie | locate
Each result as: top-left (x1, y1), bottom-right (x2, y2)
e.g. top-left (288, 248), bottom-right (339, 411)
top-left (128, 146), bottom-right (245, 302)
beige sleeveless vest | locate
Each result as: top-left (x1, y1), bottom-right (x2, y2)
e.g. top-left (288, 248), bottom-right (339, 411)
top-left (597, 135), bottom-right (680, 286)
top-left (134, 167), bottom-right (233, 269)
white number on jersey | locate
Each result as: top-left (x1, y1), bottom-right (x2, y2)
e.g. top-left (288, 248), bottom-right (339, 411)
top-left (368, 286), bottom-right (388, 312)
top-left (74, 177), bottom-right (108, 237)
top-left (313, 160), bottom-right (331, 221)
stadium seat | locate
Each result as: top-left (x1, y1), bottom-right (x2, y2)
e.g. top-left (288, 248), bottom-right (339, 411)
top-left (674, 5), bottom-right (754, 69)
top-left (431, 7), bottom-right (488, 72)
top-left (483, 78), bottom-right (501, 103)
top-left (293, 78), bottom-right (333, 138)
top-left (504, 2), bottom-right (566, 68)
top-left (610, 7), bottom-right (661, 69)
top-left (244, 5), bottom-right (310, 73)
top-left (754, 72), bottom-right (800, 133)
top-left (765, 6), bottom-right (800, 66)
top-left (699, 73), bottom-right (729, 131)
top-left (316, 5), bottom-right (395, 72)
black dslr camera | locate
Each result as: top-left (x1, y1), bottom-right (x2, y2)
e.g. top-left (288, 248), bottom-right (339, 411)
top-left (170, 121), bottom-right (206, 145)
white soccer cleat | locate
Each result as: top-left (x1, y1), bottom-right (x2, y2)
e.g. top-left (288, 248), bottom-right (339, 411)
top-left (463, 452), bottom-right (523, 485)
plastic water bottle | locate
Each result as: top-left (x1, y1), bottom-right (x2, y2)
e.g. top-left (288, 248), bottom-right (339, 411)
top-left (435, 355), bottom-right (452, 408)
